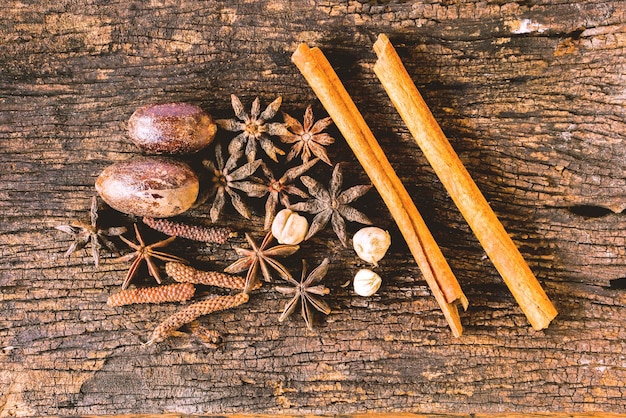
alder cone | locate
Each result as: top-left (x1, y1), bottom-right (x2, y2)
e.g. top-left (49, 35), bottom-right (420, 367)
top-left (128, 103), bottom-right (217, 154)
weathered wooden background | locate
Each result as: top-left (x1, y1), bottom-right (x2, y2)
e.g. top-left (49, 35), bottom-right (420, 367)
top-left (1, 0), bottom-right (625, 416)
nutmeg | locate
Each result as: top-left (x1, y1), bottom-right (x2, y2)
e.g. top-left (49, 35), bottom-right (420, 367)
top-left (128, 103), bottom-right (217, 154)
top-left (95, 156), bottom-right (199, 218)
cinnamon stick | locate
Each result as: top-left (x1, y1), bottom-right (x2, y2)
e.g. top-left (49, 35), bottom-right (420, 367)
top-left (292, 43), bottom-right (468, 337)
top-left (373, 34), bottom-right (557, 330)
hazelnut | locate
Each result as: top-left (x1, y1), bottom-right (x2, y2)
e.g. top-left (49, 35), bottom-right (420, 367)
top-left (128, 103), bottom-right (217, 154)
top-left (353, 269), bottom-right (382, 297)
top-left (95, 156), bottom-right (199, 218)
top-left (271, 209), bottom-right (309, 245)
top-left (352, 227), bottom-right (391, 266)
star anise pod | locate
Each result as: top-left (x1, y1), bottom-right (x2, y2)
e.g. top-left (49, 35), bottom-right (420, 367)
top-left (55, 196), bottom-right (126, 267)
top-left (216, 94), bottom-right (289, 163)
top-left (244, 158), bottom-right (319, 230)
top-left (203, 142), bottom-right (263, 222)
top-left (280, 105), bottom-right (335, 166)
top-left (224, 231), bottom-right (299, 294)
top-left (275, 258), bottom-right (331, 330)
top-left (114, 223), bottom-right (187, 289)
top-left (290, 162), bottom-right (372, 247)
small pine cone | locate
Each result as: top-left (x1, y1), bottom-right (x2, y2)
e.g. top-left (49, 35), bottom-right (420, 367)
top-left (143, 216), bottom-right (235, 244)
top-left (166, 262), bottom-right (261, 290)
top-left (145, 292), bottom-right (249, 345)
top-left (107, 283), bottom-right (196, 307)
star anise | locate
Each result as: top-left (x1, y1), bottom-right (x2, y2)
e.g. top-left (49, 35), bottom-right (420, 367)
top-left (114, 223), bottom-right (187, 289)
top-left (55, 196), bottom-right (126, 267)
top-left (275, 258), bottom-right (331, 330)
top-left (224, 231), bottom-right (299, 294)
top-left (245, 158), bottom-right (319, 230)
top-left (203, 142), bottom-right (263, 222)
top-left (280, 105), bottom-right (335, 166)
top-left (216, 94), bottom-right (289, 163)
top-left (290, 162), bottom-right (372, 247)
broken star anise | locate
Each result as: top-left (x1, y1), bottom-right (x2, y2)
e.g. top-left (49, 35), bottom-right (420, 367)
top-left (290, 162), bottom-right (372, 247)
top-left (114, 223), bottom-right (187, 289)
top-left (245, 158), bottom-right (319, 230)
top-left (224, 231), bottom-right (299, 294)
top-left (275, 258), bottom-right (331, 330)
top-left (217, 94), bottom-right (289, 163)
top-left (55, 195), bottom-right (126, 267)
top-left (203, 142), bottom-right (263, 222)
top-left (280, 105), bottom-right (335, 166)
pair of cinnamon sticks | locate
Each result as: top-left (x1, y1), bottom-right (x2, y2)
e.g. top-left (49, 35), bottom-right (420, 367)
top-left (292, 34), bottom-right (557, 336)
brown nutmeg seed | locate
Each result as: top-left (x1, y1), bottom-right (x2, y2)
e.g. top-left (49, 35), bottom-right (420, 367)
top-left (128, 103), bottom-right (217, 154)
top-left (95, 156), bottom-right (199, 218)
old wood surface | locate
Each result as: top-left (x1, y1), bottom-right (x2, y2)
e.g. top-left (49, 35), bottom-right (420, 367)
top-left (1, 0), bottom-right (625, 416)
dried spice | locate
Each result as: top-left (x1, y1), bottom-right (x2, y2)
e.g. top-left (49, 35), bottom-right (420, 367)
top-left (251, 158), bottom-right (319, 230)
top-left (373, 34), bottom-right (556, 331)
top-left (55, 196), bottom-right (126, 267)
top-left (353, 269), bottom-right (382, 297)
top-left (145, 292), bottom-right (249, 345)
top-left (352, 226), bottom-right (391, 266)
top-left (142, 216), bottom-right (235, 244)
top-left (224, 231), bottom-right (299, 294)
top-left (107, 283), bottom-right (196, 306)
top-left (275, 258), bottom-right (331, 330)
top-left (292, 42), bottom-right (468, 336)
top-left (216, 94), bottom-right (289, 162)
top-left (290, 162), bottom-right (372, 247)
top-left (203, 143), bottom-right (263, 222)
top-left (280, 105), bottom-right (335, 165)
top-left (186, 321), bottom-right (222, 349)
top-left (127, 102), bottom-right (217, 155)
top-left (165, 262), bottom-right (261, 291)
top-left (95, 156), bottom-right (200, 218)
top-left (114, 223), bottom-right (187, 289)
top-left (271, 208), bottom-right (309, 245)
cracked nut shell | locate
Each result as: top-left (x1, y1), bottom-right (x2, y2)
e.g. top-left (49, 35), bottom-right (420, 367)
top-left (95, 156), bottom-right (199, 218)
top-left (128, 103), bottom-right (217, 154)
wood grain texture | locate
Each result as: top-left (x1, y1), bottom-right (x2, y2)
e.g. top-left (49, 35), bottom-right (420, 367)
top-left (0, 0), bottom-right (624, 416)
top-left (79, 414), bottom-right (626, 418)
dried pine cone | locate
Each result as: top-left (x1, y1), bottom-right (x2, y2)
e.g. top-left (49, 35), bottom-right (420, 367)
top-left (145, 292), bottom-right (249, 345)
top-left (143, 216), bottom-right (235, 244)
top-left (166, 262), bottom-right (261, 290)
top-left (107, 283), bottom-right (196, 307)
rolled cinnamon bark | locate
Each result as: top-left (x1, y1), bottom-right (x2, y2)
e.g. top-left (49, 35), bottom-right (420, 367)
top-left (373, 33), bottom-right (557, 330)
top-left (292, 43), bottom-right (468, 337)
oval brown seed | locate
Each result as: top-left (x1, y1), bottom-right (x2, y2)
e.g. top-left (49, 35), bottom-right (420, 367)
top-left (95, 156), bottom-right (199, 218)
top-left (128, 103), bottom-right (217, 154)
